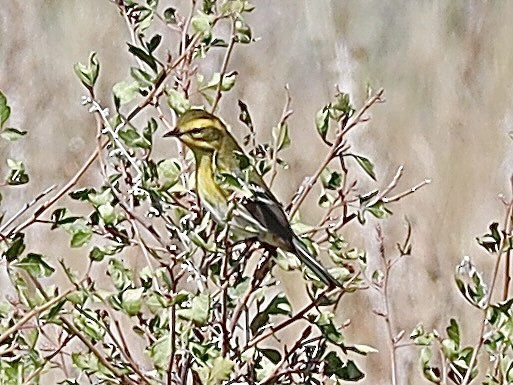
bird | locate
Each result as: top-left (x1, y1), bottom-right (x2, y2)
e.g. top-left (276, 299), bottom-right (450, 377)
top-left (164, 109), bottom-right (340, 287)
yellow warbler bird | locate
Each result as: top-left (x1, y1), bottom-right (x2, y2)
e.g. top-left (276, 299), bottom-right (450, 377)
top-left (164, 109), bottom-right (340, 287)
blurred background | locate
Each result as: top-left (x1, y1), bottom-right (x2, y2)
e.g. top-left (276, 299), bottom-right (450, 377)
top-left (2, 1), bottom-right (513, 384)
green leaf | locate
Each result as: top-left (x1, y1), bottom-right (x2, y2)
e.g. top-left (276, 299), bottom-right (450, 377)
top-left (259, 348), bottom-right (281, 364)
top-left (167, 89), bottom-right (191, 114)
top-left (89, 246), bottom-right (117, 262)
top-left (3, 233), bottom-right (26, 262)
top-left (196, 356), bottom-right (234, 385)
top-left (1, 127), bottom-right (26, 141)
top-left (221, 0), bottom-right (255, 14)
top-left (147, 34), bottom-right (162, 53)
top-left (73, 51), bottom-right (100, 89)
top-left (127, 44), bottom-right (158, 73)
top-left (313, 311), bottom-right (344, 345)
top-left (14, 253), bottom-right (55, 277)
top-left (419, 347), bottom-right (441, 383)
top-left (446, 318), bottom-right (460, 347)
top-left (107, 258), bottom-right (134, 290)
top-left (177, 293), bottom-right (210, 326)
top-left (330, 91), bottom-right (354, 118)
top-left (235, 17), bottom-right (252, 43)
top-left (0, 91), bottom-right (11, 128)
top-left (163, 7), bottom-right (177, 24)
top-left (315, 107), bottom-right (329, 141)
top-left (366, 200), bottom-right (392, 219)
top-left (476, 222), bottom-right (501, 253)
top-left (147, 335), bottom-right (171, 370)
top-left (6, 159), bottom-right (29, 185)
top-left (130, 67), bottom-right (153, 87)
top-left (320, 168), bottom-right (343, 190)
top-left (69, 188), bottom-right (96, 201)
top-left (250, 294), bottom-right (291, 335)
top-left (119, 127), bottom-right (151, 149)
top-left (121, 287), bottom-right (144, 316)
top-left (73, 310), bottom-right (106, 344)
top-left (98, 204), bottom-right (117, 225)
top-left (351, 154), bottom-right (376, 180)
top-left (455, 256), bottom-right (488, 309)
top-left (191, 11), bottom-right (214, 37)
top-left (272, 123), bottom-right (290, 151)
top-left (88, 189), bottom-right (114, 206)
top-left (324, 352), bottom-right (364, 381)
top-left (113, 80), bottom-right (140, 106)
top-left (62, 219), bottom-right (93, 248)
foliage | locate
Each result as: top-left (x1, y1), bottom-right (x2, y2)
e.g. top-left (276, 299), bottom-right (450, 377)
top-left (0, 1), bottom-right (437, 385)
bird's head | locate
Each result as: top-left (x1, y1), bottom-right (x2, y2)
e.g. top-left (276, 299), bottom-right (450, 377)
top-left (164, 109), bottom-right (227, 152)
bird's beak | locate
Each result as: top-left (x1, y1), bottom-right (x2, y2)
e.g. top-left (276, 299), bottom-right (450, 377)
top-left (163, 128), bottom-right (181, 138)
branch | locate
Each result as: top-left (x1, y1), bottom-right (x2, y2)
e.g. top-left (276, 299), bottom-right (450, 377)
top-left (288, 88), bottom-right (384, 217)
top-left (211, 17), bottom-right (237, 113)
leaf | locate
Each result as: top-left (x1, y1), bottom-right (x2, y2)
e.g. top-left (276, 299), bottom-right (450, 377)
top-left (454, 255), bottom-right (488, 309)
top-left (234, 17), bottom-right (252, 44)
top-left (351, 154), bottom-right (376, 180)
top-left (251, 294), bottom-right (291, 335)
top-left (1, 127), bottom-right (26, 141)
top-left (15, 253), bottom-right (55, 277)
top-left (163, 7), bottom-right (177, 24)
top-left (476, 222), bottom-right (501, 253)
top-left (3, 233), bottom-right (26, 262)
top-left (107, 258), bottom-right (134, 291)
top-left (177, 293), bottom-right (210, 326)
top-left (191, 11), bottom-right (214, 37)
top-left (62, 219), bottom-right (93, 248)
top-left (89, 246), bottom-right (117, 262)
top-left (446, 318), bottom-right (460, 347)
top-left (315, 107), bottom-right (329, 141)
top-left (366, 200), bottom-right (392, 219)
top-left (330, 91), bottom-right (354, 118)
top-left (272, 123), bottom-right (290, 151)
top-left (167, 89), bottom-right (190, 114)
top-left (113, 80), bottom-right (140, 106)
top-left (313, 311), bottom-right (344, 345)
top-left (121, 287), bottom-right (144, 316)
top-left (6, 159), bottom-right (29, 185)
top-left (0, 90), bottom-right (11, 128)
top-left (320, 168), bottom-right (343, 190)
top-left (119, 127), bottom-right (151, 149)
top-left (259, 348), bottom-right (281, 364)
top-left (69, 188), bottom-right (96, 201)
top-left (207, 357), bottom-right (234, 384)
top-left (324, 352), bottom-right (364, 381)
top-left (73, 51), bottom-right (100, 89)
top-left (147, 34), bottom-right (162, 53)
top-left (98, 204), bottom-right (117, 225)
top-left (88, 189), bottom-right (114, 206)
top-left (127, 44), bottom-right (158, 73)
top-left (73, 310), bottom-right (105, 344)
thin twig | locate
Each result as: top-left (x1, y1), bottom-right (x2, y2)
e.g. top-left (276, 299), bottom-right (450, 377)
top-left (460, 200), bottom-right (513, 385)
top-left (211, 17), bottom-right (237, 113)
top-left (268, 85), bottom-right (293, 188)
top-left (288, 89), bottom-right (384, 217)
top-left (0, 184), bottom-right (56, 235)
top-left (0, 287), bottom-right (75, 345)
top-left (245, 288), bottom-right (330, 349)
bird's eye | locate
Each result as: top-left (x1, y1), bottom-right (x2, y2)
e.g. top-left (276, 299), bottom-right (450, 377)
top-left (190, 128), bottom-right (203, 137)
top-left (188, 127), bottom-right (219, 141)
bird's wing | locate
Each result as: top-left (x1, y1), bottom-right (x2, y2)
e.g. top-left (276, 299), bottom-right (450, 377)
top-left (213, 152), bottom-right (294, 249)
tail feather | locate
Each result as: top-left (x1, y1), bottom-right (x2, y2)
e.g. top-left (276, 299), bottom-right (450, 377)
top-left (291, 237), bottom-right (341, 287)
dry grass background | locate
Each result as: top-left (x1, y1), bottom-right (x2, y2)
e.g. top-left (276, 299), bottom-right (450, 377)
top-left (3, 1), bottom-right (513, 384)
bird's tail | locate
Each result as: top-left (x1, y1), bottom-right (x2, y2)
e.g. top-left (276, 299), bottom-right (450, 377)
top-left (291, 236), bottom-right (341, 287)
